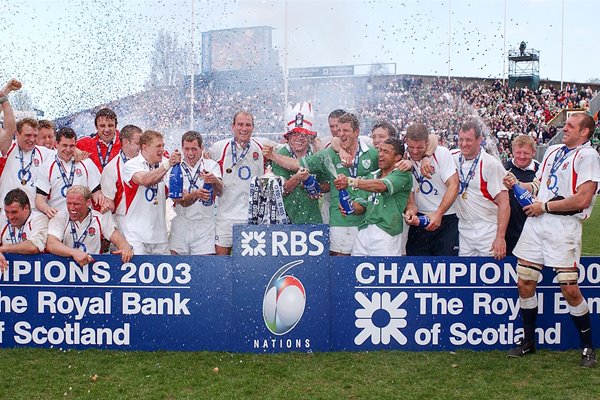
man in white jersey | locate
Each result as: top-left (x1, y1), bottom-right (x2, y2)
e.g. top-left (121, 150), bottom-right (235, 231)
top-left (122, 130), bottom-right (181, 255)
top-left (209, 111), bottom-right (272, 255)
top-left (100, 125), bottom-right (142, 235)
top-left (0, 118), bottom-right (54, 212)
top-left (35, 127), bottom-right (105, 218)
top-left (403, 123), bottom-right (459, 256)
top-left (451, 121), bottom-right (509, 260)
top-left (46, 186), bottom-right (133, 267)
top-left (170, 131), bottom-right (222, 255)
top-left (507, 113), bottom-right (599, 367)
top-left (37, 120), bottom-right (56, 150)
top-left (0, 189), bottom-right (48, 254)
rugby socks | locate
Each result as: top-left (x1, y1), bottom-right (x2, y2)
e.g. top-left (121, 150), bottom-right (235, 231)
top-left (519, 295), bottom-right (538, 344)
top-left (569, 300), bottom-right (593, 349)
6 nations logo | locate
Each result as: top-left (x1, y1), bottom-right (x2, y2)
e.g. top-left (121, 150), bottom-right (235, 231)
top-left (262, 260), bottom-right (306, 335)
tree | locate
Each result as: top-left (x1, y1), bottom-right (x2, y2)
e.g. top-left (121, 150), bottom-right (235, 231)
top-left (11, 90), bottom-right (35, 111)
top-left (587, 77), bottom-right (600, 84)
top-left (146, 30), bottom-right (188, 89)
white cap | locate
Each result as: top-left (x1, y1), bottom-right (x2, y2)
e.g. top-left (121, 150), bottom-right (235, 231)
top-left (284, 101), bottom-right (316, 137)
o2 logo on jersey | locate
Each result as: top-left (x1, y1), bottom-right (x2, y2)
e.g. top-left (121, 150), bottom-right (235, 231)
top-left (263, 260), bottom-right (306, 335)
top-left (240, 229), bottom-right (325, 256)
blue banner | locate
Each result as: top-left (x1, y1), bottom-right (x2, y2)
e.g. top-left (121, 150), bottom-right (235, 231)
top-left (0, 224), bottom-right (599, 352)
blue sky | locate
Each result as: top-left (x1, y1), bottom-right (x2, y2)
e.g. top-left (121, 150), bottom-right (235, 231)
top-left (1, 0), bottom-right (597, 118)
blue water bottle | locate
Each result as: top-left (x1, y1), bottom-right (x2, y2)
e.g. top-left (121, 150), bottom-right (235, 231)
top-left (168, 163), bottom-right (183, 199)
top-left (512, 183), bottom-right (534, 208)
top-left (303, 174), bottom-right (321, 197)
top-left (339, 189), bottom-right (354, 215)
top-left (418, 215), bottom-right (431, 227)
top-left (202, 181), bottom-right (214, 206)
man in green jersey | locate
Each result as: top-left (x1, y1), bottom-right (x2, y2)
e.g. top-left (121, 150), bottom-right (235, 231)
top-left (341, 138), bottom-right (412, 256)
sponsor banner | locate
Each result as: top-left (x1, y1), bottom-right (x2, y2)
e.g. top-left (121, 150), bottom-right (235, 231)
top-left (288, 65), bottom-right (355, 78)
top-left (231, 224), bottom-right (330, 353)
top-left (0, 255), bottom-right (233, 351)
top-left (330, 256), bottom-right (600, 351)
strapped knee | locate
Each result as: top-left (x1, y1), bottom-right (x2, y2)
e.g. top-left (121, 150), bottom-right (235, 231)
top-left (556, 269), bottom-right (579, 285)
top-left (517, 263), bottom-right (542, 282)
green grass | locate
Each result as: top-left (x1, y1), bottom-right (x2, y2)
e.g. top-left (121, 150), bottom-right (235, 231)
top-left (1, 348), bottom-right (599, 399)
top-left (1, 210), bottom-right (598, 399)
top-left (582, 204), bottom-right (600, 255)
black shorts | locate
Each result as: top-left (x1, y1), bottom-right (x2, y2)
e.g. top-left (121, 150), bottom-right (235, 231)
top-left (406, 213), bottom-right (459, 256)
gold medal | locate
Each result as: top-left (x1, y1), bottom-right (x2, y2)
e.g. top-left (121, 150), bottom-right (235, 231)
top-left (461, 192), bottom-right (468, 200)
top-left (153, 198), bottom-right (159, 205)
top-left (415, 186), bottom-right (420, 193)
top-left (547, 178), bottom-right (551, 187)
top-left (226, 168), bottom-right (232, 174)
top-left (21, 179), bottom-right (27, 186)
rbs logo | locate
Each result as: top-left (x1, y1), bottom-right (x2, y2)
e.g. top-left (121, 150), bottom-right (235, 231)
top-left (240, 230), bottom-right (325, 257)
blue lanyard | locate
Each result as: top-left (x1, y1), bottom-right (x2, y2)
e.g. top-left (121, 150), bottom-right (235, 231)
top-left (69, 210), bottom-right (94, 251)
top-left (119, 150), bottom-right (128, 164)
top-left (548, 145), bottom-right (572, 178)
top-left (97, 140), bottom-right (114, 168)
top-left (458, 149), bottom-right (482, 193)
top-left (7, 220), bottom-right (26, 244)
top-left (17, 147), bottom-right (35, 183)
top-left (231, 140), bottom-right (250, 169)
top-left (181, 161), bottom-right (203, 191)
top-left (347, 146), bottom-right (361, 178)
top-left (56, 156), bottom-right (76, 196)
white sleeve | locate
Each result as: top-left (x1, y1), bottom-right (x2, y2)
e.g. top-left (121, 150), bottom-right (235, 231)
top-left (100, 161), bottom-right (117, 200)
top-left (47, 210), bottom-right (68, 242)
top-left (85, 159), bottom-right (102, 190)
top-left (35, 159), bottom-right (53, 195)
top-left (28, 212), bottom-right (49, 252)
top-left (99, 212), bottom-right (117, 241)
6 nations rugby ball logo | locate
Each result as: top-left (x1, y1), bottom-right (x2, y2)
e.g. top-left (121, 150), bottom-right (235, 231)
top-left (262, 260), bottom-right (306, 335)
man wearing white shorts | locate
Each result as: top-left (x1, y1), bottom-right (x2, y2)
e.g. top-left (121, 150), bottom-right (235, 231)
top-left (507, 112), bottom-right (599, 368)
top-left (122, 130), bottom-right (181, 255)
top-left (346, 138), bottom-right (412, 256)
top-left (209, 111), bottom-right (273, 255)
top-left (170, 131), bottom-right (222, 255)
top-left (100, 124), bottom-right (142, 236)
top-left (451, 121), bottom-right (509, 259)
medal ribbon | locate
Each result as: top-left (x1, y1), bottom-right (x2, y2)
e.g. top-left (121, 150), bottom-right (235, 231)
top-left (347, 146), bottom-right (361, 178)
top-left (458, 149), bottom-right (482, 194)
top-left (230, 140), bottom-right (250, 170)
top-left (119, 150), bottom-right (129, 164)
top-left (56, 156), bottom-right (76, 194)
top-left (181, 160), bottom-right (204, 191)
top-left (18, 147), bottom-right (35, 183)
top-left (7, 220), bottom-right (26, 244)
top-left (69, 210), bottom-right (94, 250)
top-left (97, 140), bottom-right (114, 168)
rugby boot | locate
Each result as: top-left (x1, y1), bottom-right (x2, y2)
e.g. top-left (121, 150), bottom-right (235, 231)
top-left (581, 348), bottom-right (597, 368)
top-left (507, 340), bottom-right (535, 357)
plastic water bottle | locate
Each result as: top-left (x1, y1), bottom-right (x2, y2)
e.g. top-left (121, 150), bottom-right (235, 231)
top-left (418, 215), bottom-right (430, 227)
top-left (168, 163), bottom-right (183, 199)
top-left (303, 174), bottom-right (321, 197)
top-left (339, 189), bottom-right (354, 215)
top-left (202, 181), bottom-right (214, 206)
top-left (512, 183), bottom-right (534, 207)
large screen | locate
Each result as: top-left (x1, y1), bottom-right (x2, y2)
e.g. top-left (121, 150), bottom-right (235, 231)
top-left (202, 26), bottom-right (272, 72)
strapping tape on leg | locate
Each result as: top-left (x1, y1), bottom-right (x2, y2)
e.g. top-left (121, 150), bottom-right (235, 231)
top-left (556, 269), bottom-right (579, 285)
top-left (517, 263), bottom-right (542, 282)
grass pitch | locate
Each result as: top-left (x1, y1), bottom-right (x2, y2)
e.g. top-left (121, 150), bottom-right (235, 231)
top-left (1, 208), bottom-right (598, 399)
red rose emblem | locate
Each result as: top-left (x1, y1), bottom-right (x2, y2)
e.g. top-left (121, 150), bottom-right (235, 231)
top-left (33, 159), bottom-right (40, 167)
top-left (21, 232), bottom-right (27, 240)
top-left (75, 168), bottom-right (83, 176)
top-left (88, 227), bottom-right (96, 236)
top-left (253, 152), bottom-right (259, 160)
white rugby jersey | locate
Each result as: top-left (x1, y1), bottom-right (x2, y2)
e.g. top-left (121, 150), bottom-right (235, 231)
top-left (173, 158), bottom-right (222, 221)
top-left (0, 142), bottom-right (54, 211)
top-left (0, 210), bottom-right (49, 252)
top-left (411, 146), bottom-right (458, 215)
top-left (48, 209), bottom-right (116, 254)
top-left (537, 142), bottom-right (600, 220)
top-left (36, 157), bottom-right (101, 210)
top-left (122, 154), bottom-right (169, 243)
top-left (209, 138), bottom-right (272, 221)
top-left (452, 149), bottom-right (507, 224)
top-left (101, 153), bottom-right (128, 217)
